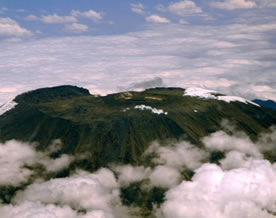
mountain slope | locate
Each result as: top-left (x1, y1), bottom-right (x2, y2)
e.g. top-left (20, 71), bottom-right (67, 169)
top-left (0, 85), bottom-right (275, 170)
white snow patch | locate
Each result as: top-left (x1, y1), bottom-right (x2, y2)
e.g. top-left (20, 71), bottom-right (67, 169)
top-left (217, 95), bottom-right (260, 106)
top-left (134, 105), bottom-right (168, 115)
top-left (0, 99), bottom-right (17, 116)
top-left (184, 87), bottom-right (259, 107)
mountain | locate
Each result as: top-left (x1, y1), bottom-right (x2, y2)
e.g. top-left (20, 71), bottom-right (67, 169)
top-left (1, 85), bottom-right (276, 217)
top-left (0, 85), bottom-right (275, 171)
top-left (253, 99), bottom-right (276, 110)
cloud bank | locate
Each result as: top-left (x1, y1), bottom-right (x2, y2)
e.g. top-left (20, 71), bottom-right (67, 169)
top-left (0, 124), bottom-right (276, 217)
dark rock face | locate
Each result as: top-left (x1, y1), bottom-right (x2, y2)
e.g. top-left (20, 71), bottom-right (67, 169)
top-left (1, 85), bottom-right (276, 170)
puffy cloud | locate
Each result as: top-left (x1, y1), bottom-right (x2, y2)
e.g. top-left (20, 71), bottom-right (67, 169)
top-left (146, 141), bottom-right (208, 170)
top-left (13, 169), bottom-right (120, 216)
top-left (160, 160), bottom-right (276, 218)
top-left (65, 23), bottom-right (88, 33)
top-left (168, 0), bottom-right (203, 16)
top-left (0, 201), bottom-right (79, 218)
top-left (71, 9), bottom-right (103, 21)
top-left (211, 0), bottom-right (257, 10)
top-left (0, 17), bottom-right (31, 37)
top-left (146, 15), bottom-right (170, 24)
top-left (0, 140), bottom-right (37, 186)
top-left (0, 140), bottom-right (73, 186)
top-left (113, 165), bottom-right (149, 186)
top-left (41, 14), bottom-right (77, 24)
top-left (149, 166), bottom-right (181, 188)
top-left (203, 130), bottom-right (262, 158)
top-left (130, 3), bottom-right (144, 15)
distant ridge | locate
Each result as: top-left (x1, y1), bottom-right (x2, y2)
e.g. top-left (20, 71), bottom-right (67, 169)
top-left (253, 99), bottom-right (276, 110)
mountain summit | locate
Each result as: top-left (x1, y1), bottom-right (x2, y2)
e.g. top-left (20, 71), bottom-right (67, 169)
top-left (0, 85), bottom-right (275, 170)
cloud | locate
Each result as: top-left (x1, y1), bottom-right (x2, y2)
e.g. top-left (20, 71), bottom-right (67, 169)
top-left (25, 14), bottom-right (39, 21)
top-left (145, 141), bottom-right (208, 170)
top-left (0, 201), bottom-right (80, 218)
top-left (71, 9), bottom-right (103, 21)
top-left (160, 160), bottom-right (276, 218)
top-left (149, 166), bottom-right (181, 188)
top-left (0, 140), bottom-right (37, 186)
top-left (168, 0), bottom-right (203, 16)
top-left (14, 169), bottom-right (119, 211)
top-left (0, 8), bottom-right (7, 14)
top-left (113, 165), bottom-right (149, 187)
top-left (211, 0), bottom-right (257, 10)
top-left (1, 14), bottom-right (276, 103)
top-left (65, 23), bottom-right (88, 33)
top-left (255, 0), bottom-right (276, 8)
top-left (203, 130), bottom-right (262, 158)
top-left (121, 77), bottom-right (165, 91)
top-left (130, 3), bottom-right (144, 15)
top-left (146, 15), bottom-right (170, 24)
top-left (0, 140), bottom-right (73, 186)
top-left (41, 14), bottom-right (77, 24)
top-left (0, 17), bottom-right (32, 37)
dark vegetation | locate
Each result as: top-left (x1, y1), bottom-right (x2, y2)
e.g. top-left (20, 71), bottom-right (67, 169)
top-left (0, 85), bottom-right (276, 216)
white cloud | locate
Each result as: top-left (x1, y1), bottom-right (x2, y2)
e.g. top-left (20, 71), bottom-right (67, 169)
top-left (168, 0), bottom-right (203, 16)
top-left (160, 160), bottom-right (276, 218)
top-left (65, 23), bottom-right (88, 33)
top-left (146, 14), bottom-right (170, 23)
top-left (203, 130), bottom-right (262, 158)
top-left (41, 14), bottom-right (77, 24)
top-left (0, 17), bottom-right (31, 37)
top-left (0, 140), bottom-right (37, 186)
top-left (146, 141), bottom-right (207, 170)
top-left (130, 3), bottom-right (144, 15)
top-left (211, 0), bottom-right (257, 10)
top-left (113, 165), bottom-right (149, 186)
top-left (72, 9), bottom-right (103, 21)
top-left (0, 140), bottom-right (73, 186)
top-left (0, 201), bottom-right (79, 218)
top-left (149, 165), bottom-right (181, 188)
top-left (0, 16), bottom-right (276, 103)
top-left (13, 168), bottom-right (120, 214)
top-left (25, 14), bottom-right (39, 21)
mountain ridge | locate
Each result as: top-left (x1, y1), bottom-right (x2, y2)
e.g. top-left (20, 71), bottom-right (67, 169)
top-left (1, 85), bottom-right (275, 171)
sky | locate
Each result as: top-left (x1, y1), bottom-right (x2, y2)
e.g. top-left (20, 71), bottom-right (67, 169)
top-left (0, 0), bottom-right (276, 104)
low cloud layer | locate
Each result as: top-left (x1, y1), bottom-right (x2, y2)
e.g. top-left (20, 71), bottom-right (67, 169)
top-left (0, 140), bottom-right (73, 186)
top-left (0, 124), bottom-right (276, 217)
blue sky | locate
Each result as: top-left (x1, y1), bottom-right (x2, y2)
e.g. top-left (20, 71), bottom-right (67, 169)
top-left (0, 0), bottom-right (276, 103)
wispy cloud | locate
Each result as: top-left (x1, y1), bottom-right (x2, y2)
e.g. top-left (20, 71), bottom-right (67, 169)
top-left (0, 17), bottom-right (32, 37)
top-left (130, 3), bottom-right (145, 15)
top-left (146, 14), bottom-right (170, 23)
top-left (71, 9), bottom-right (103, 21)
top-left (65, 23), bottom-right (88, 33)
top-left (41, 14), bottom-right (77, 24)
top-left (211, 0), bottom-right (257, 10)
top-left (168, 0), bottom-right (203, 16)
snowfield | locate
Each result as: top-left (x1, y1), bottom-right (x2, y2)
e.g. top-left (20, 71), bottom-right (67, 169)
top-left (184, 87), bottom-right (259, 107)
top-left (0, 99), bottom-right (17, 116)
top-left (134, 105), bottom-right (168, 115)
